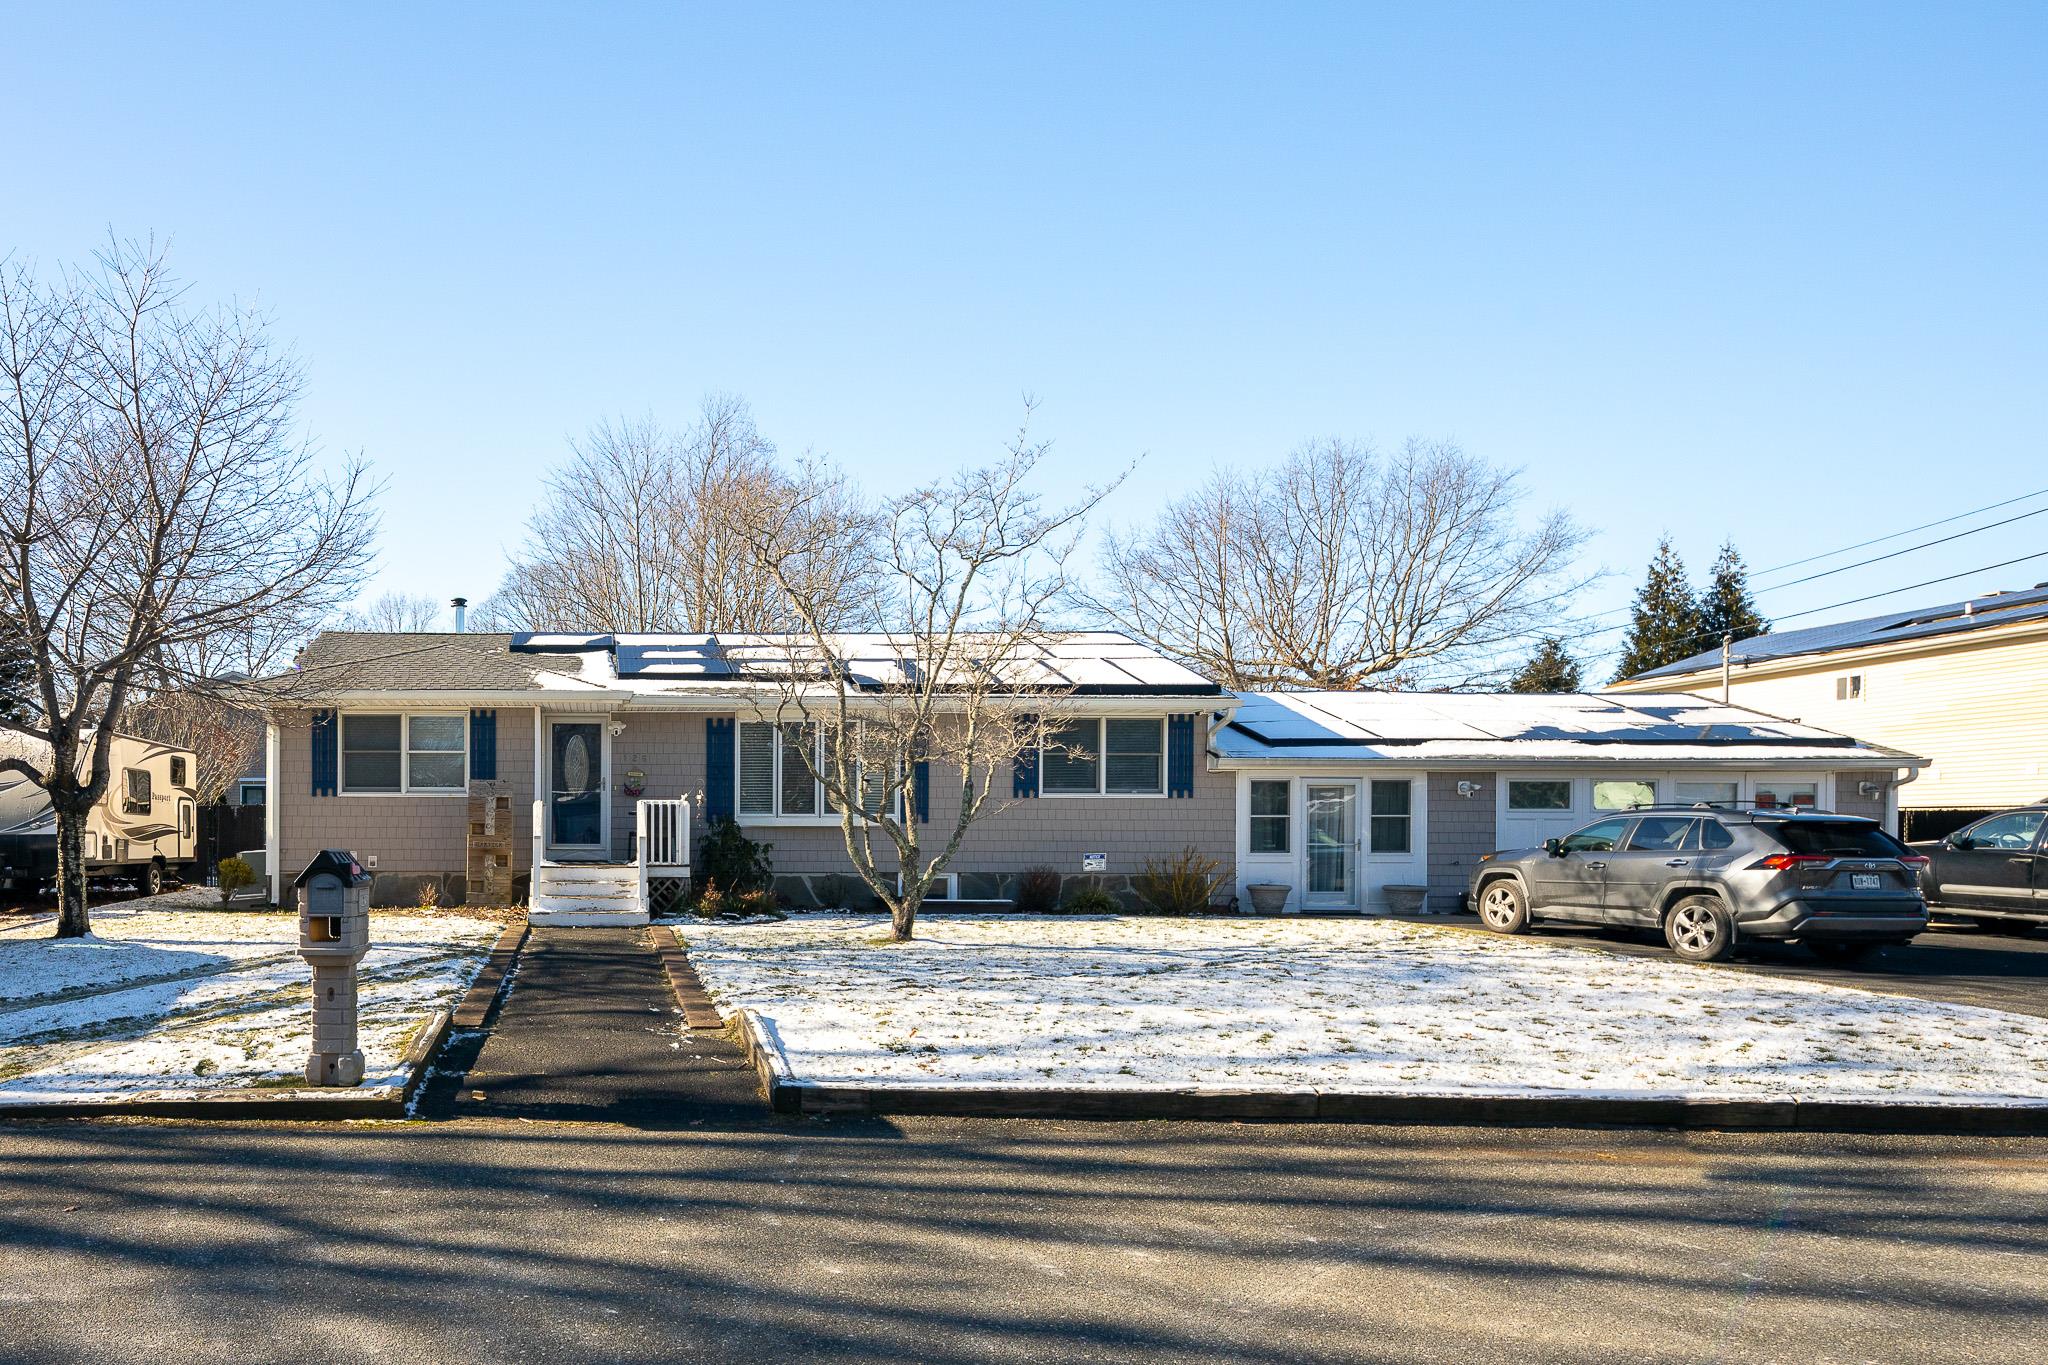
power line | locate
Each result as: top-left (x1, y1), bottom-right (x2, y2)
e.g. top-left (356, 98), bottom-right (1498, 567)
top-left (1752, 483), bottom-right (2048, 579)
top-left (1603, 546), bottom-right (2048, 670)
top-left (1760, 502), bottom-right (2048, 594)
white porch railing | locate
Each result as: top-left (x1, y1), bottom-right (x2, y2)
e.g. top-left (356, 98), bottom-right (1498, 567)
top-left (636, 798), bottom-right (691, 911)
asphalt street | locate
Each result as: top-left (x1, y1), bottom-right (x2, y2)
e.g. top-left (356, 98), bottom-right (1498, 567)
top-left (2, 1116), bottom-right (2045, 1364)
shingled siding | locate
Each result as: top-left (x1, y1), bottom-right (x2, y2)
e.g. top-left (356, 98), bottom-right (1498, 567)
top-left (275, 706), bottom-right (538, 893)
top-left (613, 712), bottom-right (1234, 896)
top-left (1425, 771), bottom-right (1497, 913)
top-left (1833, 769), bottom-right (1893, 824)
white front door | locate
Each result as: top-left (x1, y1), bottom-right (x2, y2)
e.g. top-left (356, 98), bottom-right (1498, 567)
top-left (1303, 781), bottom-right (1361, 911)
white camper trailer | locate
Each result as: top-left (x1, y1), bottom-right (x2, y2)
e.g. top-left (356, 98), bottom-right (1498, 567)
top-left (0, 731), bottom-right (202, 897)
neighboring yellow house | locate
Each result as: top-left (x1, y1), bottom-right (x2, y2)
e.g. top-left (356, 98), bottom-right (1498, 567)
top-left (1606, 584), bottom-right (2048, 839)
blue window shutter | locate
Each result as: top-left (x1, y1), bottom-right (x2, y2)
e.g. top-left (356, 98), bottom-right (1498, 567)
top-left (1012, 715), bottom-right (1039, 798)
top-left (913, 760), bottom-right (930, 823)
top-left (1167, 714), bottom-right (1196, 798)
top-left (705, 717), bottom-right (735, 822)
top-left (469, 709), bottom-right (497, 781)
top-left (310, 710), bottom-right (337, 797)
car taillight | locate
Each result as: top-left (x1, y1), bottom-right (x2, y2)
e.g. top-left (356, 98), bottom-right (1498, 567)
top-left (1898, 854), bottom-right (1929, 868)
top-left (1756, 854), bottom-right (1833, 871)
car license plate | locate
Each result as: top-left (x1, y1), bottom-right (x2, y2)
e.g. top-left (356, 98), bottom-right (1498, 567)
top-left (1851, 873), bottom-right (1882, 890)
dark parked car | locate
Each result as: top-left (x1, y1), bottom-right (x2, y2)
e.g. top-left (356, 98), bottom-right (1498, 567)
top-left (1469, 806), bottom-right (1929, 963)
top-left (1912, 804), bottom-right (2048, 932)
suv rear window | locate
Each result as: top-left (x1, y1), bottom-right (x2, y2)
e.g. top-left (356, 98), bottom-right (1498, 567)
top-left (1765, 820), bottom-right (1909, 858)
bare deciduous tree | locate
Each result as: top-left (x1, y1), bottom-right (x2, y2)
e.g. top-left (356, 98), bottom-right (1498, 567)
top-left (123, 689), bottom-right (262, 803)
top-left (338, 591), bottom-right (446, 632)
top-left (1091, 438), bottom-right (1592, 689)
top-left (720, 418), bottom-right (1119, 940)
top-left (0, 241), bottom-right (379, 936)
top-left (483, 394), bottom-right (879, 633)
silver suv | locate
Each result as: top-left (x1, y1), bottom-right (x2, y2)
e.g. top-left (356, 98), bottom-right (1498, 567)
top-left (1468, 806), bottom-right (1929, 963)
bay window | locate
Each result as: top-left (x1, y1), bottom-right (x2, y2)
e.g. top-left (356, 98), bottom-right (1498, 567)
top-left (1042, 718), bottom-right (1165, 795)
top-left (342, 713), bottom-right (468, 794)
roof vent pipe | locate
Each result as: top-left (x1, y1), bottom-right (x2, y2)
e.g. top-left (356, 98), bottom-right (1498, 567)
top-left (1963, 600), bottom-right (1975, 618)
top-left (451, 597), bottom-right (468, 632)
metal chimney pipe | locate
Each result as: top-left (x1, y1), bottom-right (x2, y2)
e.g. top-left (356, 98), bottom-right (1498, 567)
top-left (451, 597), bottom-right (468, 632)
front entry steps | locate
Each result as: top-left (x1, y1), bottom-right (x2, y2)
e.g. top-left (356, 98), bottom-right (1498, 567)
top-left (531, 861), bottom-right (647, 926)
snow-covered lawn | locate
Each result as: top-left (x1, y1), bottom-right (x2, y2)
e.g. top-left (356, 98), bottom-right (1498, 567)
top-left (0, 893), bottom-right (497, 1105)
top-left (678, 914), bottom-right (2048, 1105)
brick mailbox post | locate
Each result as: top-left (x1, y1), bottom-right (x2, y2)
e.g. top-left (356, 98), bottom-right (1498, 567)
top-left (295, 849), bottom-right (372, 1087)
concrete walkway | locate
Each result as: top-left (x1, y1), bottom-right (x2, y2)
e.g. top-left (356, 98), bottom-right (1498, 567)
top-left (441, 926), bottom-right (765, 1126)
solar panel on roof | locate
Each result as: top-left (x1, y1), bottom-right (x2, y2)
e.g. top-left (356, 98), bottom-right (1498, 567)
top-left (509, 633), bottom-right (613, 653)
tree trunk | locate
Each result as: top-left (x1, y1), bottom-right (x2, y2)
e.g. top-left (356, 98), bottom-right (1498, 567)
top-left (53, 802), bottom-right (91, 939)
top-left (891, 889), bottom-right (920, 942)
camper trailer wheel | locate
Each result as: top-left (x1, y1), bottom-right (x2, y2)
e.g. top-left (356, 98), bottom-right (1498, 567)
top-left (143, 859), bottom-right (164, 897)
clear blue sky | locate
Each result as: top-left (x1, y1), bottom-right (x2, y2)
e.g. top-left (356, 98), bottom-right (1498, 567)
top-left (7, 2), bottom-right (2045, 673)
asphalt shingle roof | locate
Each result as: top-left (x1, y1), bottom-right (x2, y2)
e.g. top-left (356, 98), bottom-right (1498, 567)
top-left (1625, 583), bottom-right (2048, 681)
top-left (288, 633), bottom-right (587, 692)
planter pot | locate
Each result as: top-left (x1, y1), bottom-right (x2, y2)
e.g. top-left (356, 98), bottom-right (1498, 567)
top-left (1246, 883), bottom-right (1291, 915)
top-left (1382, 884), bottom-right (1429, 916)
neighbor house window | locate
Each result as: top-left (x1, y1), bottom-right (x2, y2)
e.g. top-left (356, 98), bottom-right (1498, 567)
top-left (1592, 779), bottom-right (1655, 811)
top-left (1369, 780), bottom-right (1411, 853)
top-left (122, 768), bottom-right (152, 815)
top-left (1507, 780), bottom-right (1572, 812)
top-left (738, 721), bottom-right (893, 820)
top-left (1249, 780), bottom-right (1290, 853)
top-left (1836, 674), bottom-right (1863, 701)
top-left (239, 781), bottom-right (266, 806)
top-left (1041, 718), bottom-right (1165, 795)
top-left (342, 714), bottom-right (467, 794)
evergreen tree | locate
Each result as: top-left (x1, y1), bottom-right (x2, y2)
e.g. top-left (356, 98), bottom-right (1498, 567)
top-left (1505, 637), bottom-right (1584, 693)
top-left (0, 617), bottom-right (32, 725)
top-left (1698, 540), bottom-right (1769, 646)
top-left (1612, 537), bottom-right (1704, 681)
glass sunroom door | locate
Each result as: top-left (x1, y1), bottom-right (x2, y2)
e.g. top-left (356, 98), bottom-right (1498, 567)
top-left (548, 721), bottom-right (605, 852)
top-left (1303, 781), bottom-right (1360, 911)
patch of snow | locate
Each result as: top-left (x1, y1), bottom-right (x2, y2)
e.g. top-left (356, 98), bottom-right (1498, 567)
top-left (677, 915), bottom-right (2048, 1105)
top-left (0, 905), bottom-right (495, 1103)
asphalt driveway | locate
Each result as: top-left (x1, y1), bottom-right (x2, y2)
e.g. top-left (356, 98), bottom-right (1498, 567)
top-left (1429, 919), bottom-right (2048, 1018)
top-left (1, 1116), bottom-right (2045, 1363)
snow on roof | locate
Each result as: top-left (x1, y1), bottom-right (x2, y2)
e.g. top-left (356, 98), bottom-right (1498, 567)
top-left (1215, 691), bottom-right (1920, 766)
top-left (517, 630), bottom-right (1222, 696)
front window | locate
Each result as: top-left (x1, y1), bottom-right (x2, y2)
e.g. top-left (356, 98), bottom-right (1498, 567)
top-left (1752, 780), bottom-right (1817, 809)
top-left (1249, 780), bottom-right (1290, 854)
top-left (122, 768), bottom-right (151, 815)
top-left (1560, 817), bottom-right (1630, 853)
top-left (342, 714), bottom-right (467, 794)
top-left (1042, 718), bottom-right (1165, 795)
top-left (1674, 781), bottom-right (1738, 806)
top-left (739, 720), bottom-right (892, 820)
top-left (1507, 780), bottom-right (1572, 812)
top-left (1368, 780), bottom-right (1411, 853)
top-left (1592, 779), bottom-right (1655, 812)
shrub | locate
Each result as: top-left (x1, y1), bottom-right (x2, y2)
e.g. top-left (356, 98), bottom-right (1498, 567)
top-left (1132, 847), bottom-right (1229, 916)
top-left (416, 878), bottom-right (442, 910)
top-left (693, 878), bottom-right (783, 920)
top-left (216, 856), bottom-right (256, 904)
top-left (1061, 885), bottom-right (1122, 915)
top-left (1013, 864), bottom-right (1062, 914)
top-left (697, 816), bottom-right (773, 894)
